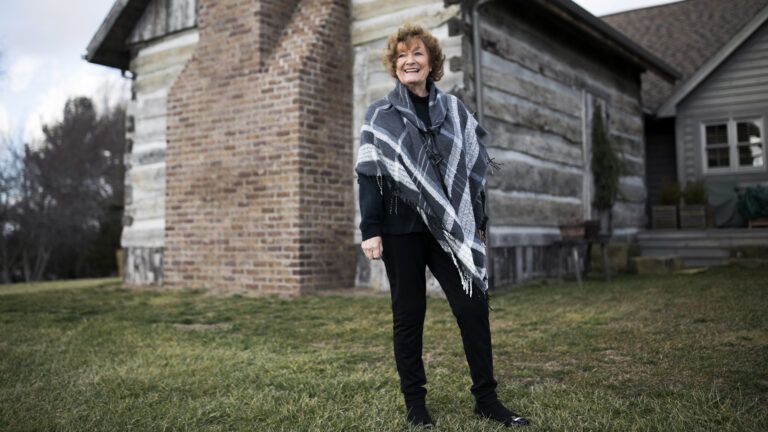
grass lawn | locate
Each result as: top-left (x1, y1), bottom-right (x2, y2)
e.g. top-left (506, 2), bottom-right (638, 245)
top-left (1, 267), bottom-right (767, 431)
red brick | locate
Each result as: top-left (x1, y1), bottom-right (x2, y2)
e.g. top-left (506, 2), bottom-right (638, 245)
top-left (164, 0), bottom-right (354, 296)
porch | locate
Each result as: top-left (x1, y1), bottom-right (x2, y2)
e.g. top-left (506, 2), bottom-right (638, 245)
top-left (638, 228), bottom-right (768, 267)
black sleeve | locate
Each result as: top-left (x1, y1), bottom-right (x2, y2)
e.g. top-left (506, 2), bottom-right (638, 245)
top-left (476, 190), bottom-right (488, 232)
top-left (358, 174), bottom-right (384, 241)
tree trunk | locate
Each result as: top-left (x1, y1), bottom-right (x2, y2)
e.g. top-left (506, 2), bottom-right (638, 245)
top-left (32, 245), bottom-right (50, 281)
top-left (22, 248), bottom-right (31, 282)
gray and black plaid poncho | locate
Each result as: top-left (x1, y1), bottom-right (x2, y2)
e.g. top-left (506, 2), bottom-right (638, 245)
top-left (355, 79), bottom-right (496, 297)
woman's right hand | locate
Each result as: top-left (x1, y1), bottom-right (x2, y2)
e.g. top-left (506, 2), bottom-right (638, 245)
top-left (361, 236), bottom-right (383, 260)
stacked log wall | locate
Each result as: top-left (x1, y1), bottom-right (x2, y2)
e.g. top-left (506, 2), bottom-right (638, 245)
top-left (470, 4), bottom-right (647, 284)
top-left (122, 0), bottom-right (198, 285)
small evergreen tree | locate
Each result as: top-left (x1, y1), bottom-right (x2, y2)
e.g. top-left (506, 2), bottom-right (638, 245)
top-left (591, 104), bottom-right (622, 211)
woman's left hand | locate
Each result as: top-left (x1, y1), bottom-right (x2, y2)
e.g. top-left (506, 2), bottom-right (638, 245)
top-left (478, 229), bottom-right (486, 244)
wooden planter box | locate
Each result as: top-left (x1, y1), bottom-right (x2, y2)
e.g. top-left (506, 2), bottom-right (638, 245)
top-left (651, 205), bottom-right (678, 229)
top-left (679, 205), bottom-right (707, 229)
top-left (559, 223), bottom-right (585, 240)
top-left (749, 218), bottom-right (768, 229)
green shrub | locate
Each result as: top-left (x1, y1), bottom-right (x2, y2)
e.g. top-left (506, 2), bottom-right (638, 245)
top-left (591, 104), bottom-right (622, 210)
top-left (683, 180), bottom-right (708, 205)
top-left (659, 180), bottom-right (682, 205)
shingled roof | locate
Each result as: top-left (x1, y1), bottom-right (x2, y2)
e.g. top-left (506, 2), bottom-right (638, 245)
top-left (601, 0), bottom-right (768, 112)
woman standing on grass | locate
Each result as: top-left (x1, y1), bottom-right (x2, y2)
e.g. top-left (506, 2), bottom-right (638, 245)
top-left (354, 24), bottom-right (529, 429)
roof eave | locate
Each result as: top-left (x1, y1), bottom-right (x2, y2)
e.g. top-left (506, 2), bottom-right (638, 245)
top-left (656, 4), bottom-right (768, 118)
top-left (84, 0), bottom-right (151, 70)
top-left (539, 0), bottom-right (680, 83)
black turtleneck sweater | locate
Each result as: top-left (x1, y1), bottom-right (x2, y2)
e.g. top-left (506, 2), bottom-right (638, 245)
top-left (358, 89), bottom-right (487, 241)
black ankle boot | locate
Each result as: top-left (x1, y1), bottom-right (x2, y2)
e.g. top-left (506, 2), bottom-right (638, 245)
top-left (406, 404), bottom-right (434, 428)
top-left (474, 400), bottom-right (529, 427)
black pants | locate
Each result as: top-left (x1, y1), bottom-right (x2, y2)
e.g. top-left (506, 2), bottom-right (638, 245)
top-left (381, 232), bottom-right (498, 408)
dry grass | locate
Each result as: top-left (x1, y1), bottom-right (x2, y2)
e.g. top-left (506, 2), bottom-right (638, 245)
top-left (1, 266), bottom-right (766, 431)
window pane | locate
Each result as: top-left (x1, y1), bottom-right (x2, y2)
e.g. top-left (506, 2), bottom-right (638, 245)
top-left (737, 120), bottom-right (761, 143)
top-left (738, 143), bottom-right (764, 167)
top-left (706, 124), bottom-right (728, 145)
top-left (707, 147), bottom-right (730, 168)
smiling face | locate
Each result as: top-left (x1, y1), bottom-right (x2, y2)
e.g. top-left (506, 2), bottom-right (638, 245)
top-left (395, 38), bottom-right (431, 96)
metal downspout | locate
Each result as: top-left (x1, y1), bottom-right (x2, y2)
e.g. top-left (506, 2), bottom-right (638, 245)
top-left (472, 0), bottom-right (496, 290)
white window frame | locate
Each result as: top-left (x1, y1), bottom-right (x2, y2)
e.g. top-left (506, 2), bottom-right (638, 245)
top-left (701, 117), bottom-right (765, 175)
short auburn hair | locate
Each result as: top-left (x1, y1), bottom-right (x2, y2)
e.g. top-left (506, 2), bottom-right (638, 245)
top-left (383, 24), bottom-right (445, 82)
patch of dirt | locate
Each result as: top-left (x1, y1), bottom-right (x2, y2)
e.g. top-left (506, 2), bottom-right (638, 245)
top-left (601, 349), bottom-right (632, 362)
top-left (172, 322), bottom-right (233, 332)
top-left (310, 288), bottom-right (390, 298)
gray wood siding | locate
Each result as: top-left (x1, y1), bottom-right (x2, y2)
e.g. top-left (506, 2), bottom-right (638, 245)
top-left (128, 0), bottom-right (196, 44)
top-left (476, 4), bottom-right (647, 248)
top-left (677, 21), bottom-right (768, 187)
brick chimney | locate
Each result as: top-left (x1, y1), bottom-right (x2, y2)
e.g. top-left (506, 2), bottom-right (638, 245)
top-left (164, 0), bottom-right (354, 296)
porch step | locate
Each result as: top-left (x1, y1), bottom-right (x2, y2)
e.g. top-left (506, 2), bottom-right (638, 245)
top-left (642, 248), bottom-right (730, 258)
top-left (642, 248), bottom-right (730, 267)
top-left (637, 229), bottom-right (768, 268)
